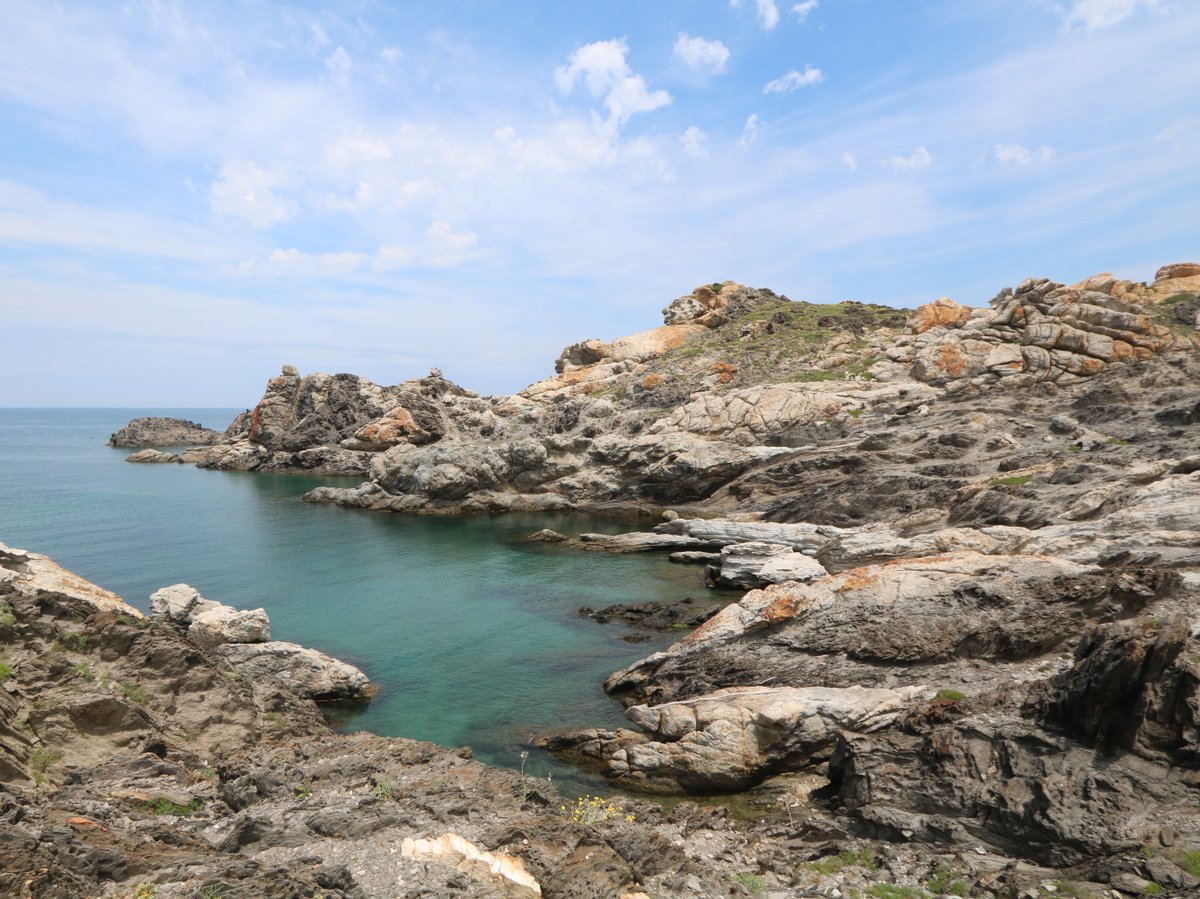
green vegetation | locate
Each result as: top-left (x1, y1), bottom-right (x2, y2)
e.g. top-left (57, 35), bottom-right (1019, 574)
top-left (197, 767), bottom-right (218, 781)
top-left (731, 872), bottom-right (766, 895)
top-left (866, 885), bottom-right (926, 899)
top-left (1107, 437), bottom-right (1131, 446)
top-left (119, 682), bottom-right (151, 705)
top-left (198, 886), bottom-right (227, 899)
top-left (0, 603), bottom-right (14, 626)
top-left (294, 783), bottom-right (312, 800)
top-left (371, 780), bottom-right (394, 799)
top-left (132, 885), bottom-right (157, 899)
top-left (990, 475), bottom-right (1032, 487)
top-left (1153, 292), bottom-right (1199, 335)
top-left (117, 614), bottom-right (144, 628)
top-left (1174, 850), bottom-right (1200, 876)
top-left (560, 794), bottom-right (636, 825)
top-left (1043, 881), bottom-right (1101, 899)
top-left (0, 661), bottom-right (13, 683)
top-left (847, 408), bottom-right (866, 418)
top-left (934, 689), bottom-right (967, 702)
top-left (1142, 884), bottom-right (1164, 896)
top-left (927, 868), bottom-right (969, 897)
top-left (807, 849), bottom-right (878, 874)
top-left (137, 796), bottom-right (205, 816)
top-left (56, 631), bottom-right (91, 652)
top-left (68, 662), bottom-right (94, 680)
top-left (30, 747), bottom-right (61, 773)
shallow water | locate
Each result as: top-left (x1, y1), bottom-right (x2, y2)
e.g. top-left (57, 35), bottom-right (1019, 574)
top-left (0, 408), bottom-right (717, 784)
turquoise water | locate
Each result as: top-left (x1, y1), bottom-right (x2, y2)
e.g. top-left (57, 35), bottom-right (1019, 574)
top-left (0, 409), bottom-right (715, 783)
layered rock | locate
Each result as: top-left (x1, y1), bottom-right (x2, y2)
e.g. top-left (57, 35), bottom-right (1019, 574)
top-left (542, 684), bottom-right (927, 792)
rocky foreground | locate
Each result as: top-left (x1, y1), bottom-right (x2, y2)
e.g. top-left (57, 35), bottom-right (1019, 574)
top-left (77, 261), bottom-right (1200, 895)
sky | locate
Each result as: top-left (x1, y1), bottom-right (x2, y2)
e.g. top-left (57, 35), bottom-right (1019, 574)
top-left (1, 0), bottom-right (1197, 406)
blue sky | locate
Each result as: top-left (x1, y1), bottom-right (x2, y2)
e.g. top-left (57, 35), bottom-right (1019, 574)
top-left (1, 0), bottom-right (1196, 405)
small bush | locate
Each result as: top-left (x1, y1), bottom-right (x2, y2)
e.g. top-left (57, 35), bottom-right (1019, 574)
top-left (560, 794), bottom-right (635, 825)
top-left (731, 872), bottom-right (766, 895)
top-left (927, 867), bottom-right (969, 896)
top-left (68, 662), bottom-right (94, 681)
top-left (0, 661), bottom-right (13, 683)
top-left (119, 682), bottom-right (151, 705)
top-left (30, 747), bottom-right (62, 773)
top-left (56, 631), bottom-right (91, 652)
top-left (371, 780), bottom-right (394, 800)
top-left (934, 689), bottom-right (967, 702)
top-left (0, 604), bottom-right (15, 626)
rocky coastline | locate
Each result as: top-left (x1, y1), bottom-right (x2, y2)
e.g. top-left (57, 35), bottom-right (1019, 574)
top-left (31, 261), bottom-right (1200, 896)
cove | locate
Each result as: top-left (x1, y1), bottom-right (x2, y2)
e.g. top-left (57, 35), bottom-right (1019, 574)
top-left (0, 409), bottom-right (713, 782)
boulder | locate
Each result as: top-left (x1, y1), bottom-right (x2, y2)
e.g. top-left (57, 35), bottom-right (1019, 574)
top-left (908, 297), bottom-right (972, 334)
top-left (213, 641), bottom-right (375, 702)
top-left (148, 584), bottom-right (205, 625)
top-left (710, 542), bottom-right (828, 588)
top-left (187, 604), bottom-right (271, 649)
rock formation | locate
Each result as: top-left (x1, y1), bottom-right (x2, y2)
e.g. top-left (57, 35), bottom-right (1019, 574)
top-left (108, 417), bottom-right (222, 448)
top-left (85, 262), bottom-right (1200, 896)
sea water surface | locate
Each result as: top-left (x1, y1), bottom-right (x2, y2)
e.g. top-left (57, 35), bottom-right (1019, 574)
top-left (0, 408), bottom-right (716, 783)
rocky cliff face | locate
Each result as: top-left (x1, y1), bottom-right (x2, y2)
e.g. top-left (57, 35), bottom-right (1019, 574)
top-left (95, 263), bottom-right (1200, 896)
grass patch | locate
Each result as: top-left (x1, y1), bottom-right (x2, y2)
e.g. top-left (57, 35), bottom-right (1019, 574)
top-left (119, 682), bottom-right (151, 705)
top-left (1141, 884), bottom-right (1164, 896)
top-left (56, 631), bottom-right (91, 652)
top-left (1107, 437), bottom-right (1131, 446)
top-left (30, 747), bottom-right (61, 773)
top-left (866, 885), bottom-right (926, 899)
top-left (731, 873), bottom-right (766, 895)
top-left (137, 796), bottom-right (204, 816)
top-left (68, 662), bottom-right (94, 681)
top-left (927, 868), bottom-right (969, 897)
top-left (990, 475), bottom-right (1032, 487)
top-left (934, 689), bottom-right (967, 702)
top-left (790, 369), bottom-right (843, 382)
top-left (1174, 850), bottom-right (1200, 876)
top-left (0, 661), bottom-right (13, 683)
top-left (847, 408), bottom-right (866, 418)
top-left (371, 780), bottom-right (394, 799)
top-left (1153, 292), bottom-right (1199, 335)
top-left (0, 603), bottom-right (14, 626)
top-left (808, 849), bottom-right (878, 874)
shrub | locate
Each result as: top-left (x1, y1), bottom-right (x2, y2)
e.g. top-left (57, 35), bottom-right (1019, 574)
top-left (119, 682), bottom-right (151, 705)
top-left (560, 794), bottom-right (635, 825)
top-left (808, 849), bottom-right (878, 874)
top-left (0, 661), bottom-right (13, 682)
top-left (731, 872), bottom-right (765, 895)
top-left (934, 689), bottom-right (967, 702)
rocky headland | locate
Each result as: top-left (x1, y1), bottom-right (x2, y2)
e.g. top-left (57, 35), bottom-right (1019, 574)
top-left (70, 260), bottom-right (1200, 895)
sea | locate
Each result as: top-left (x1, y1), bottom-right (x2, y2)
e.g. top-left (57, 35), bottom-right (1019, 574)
top-left (0, 408), bottom-right (716, 787)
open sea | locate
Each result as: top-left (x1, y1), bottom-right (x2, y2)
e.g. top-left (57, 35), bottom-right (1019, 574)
top-left (0, 408), bottom-right (716, 787)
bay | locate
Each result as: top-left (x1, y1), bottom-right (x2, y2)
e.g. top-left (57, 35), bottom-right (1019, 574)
top-left (0, 408), bottom-right (714, 785)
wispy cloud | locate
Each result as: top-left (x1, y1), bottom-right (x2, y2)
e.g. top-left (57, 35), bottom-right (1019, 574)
top-left (763, 65), bottom-right (825, 94)
top-left (994, 144), bottom-right (1055, 164)
top-left (1062, 0), bottom-right (1159, 31)
top-left (673, 34), bottom-right (730, 74)
top-left (792, 1), bottom-right (819, 22)
top-left (880, 147), bottom-right (934, 170)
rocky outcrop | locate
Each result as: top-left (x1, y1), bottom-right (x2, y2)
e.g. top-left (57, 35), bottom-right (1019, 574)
top-left (147, 583), bottom-right (372, 702)
top-left (542, 684), bottom-right (927, 792)
top-left (124, 447), bottom-right (183, 463)
top-left (108, 416), bottom-right (222, 448)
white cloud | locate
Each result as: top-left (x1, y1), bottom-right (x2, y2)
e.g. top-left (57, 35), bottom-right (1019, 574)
top-left (208, 161), bottom-right (296, 229)
top-left (739, 114), bottom-right (760, 148)
top-left (1063, 0), bottom-right (1159, 31)
top-left (881, 147), bottom-right (934, 170)
top-left (375, 221), bottom-right (479, 271)
top-left (681, 126), bottom-right (709, 158)
top-left (757, 0), bottom-right (781, 30)
top-left (239, 247), bottom-right (370, 278)
top-left (554, 39), bottom-right (671, 132)
top-left (841, 151), bottom-right (858, 171)
top-left (793, 1), bottom-right (819, 22)
top-left (994, 144), bottom-right (1056, 164)
top-left (673, 34), bottom-right (730, 74)
top-left (763, 65), bottom-right (825, 94)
